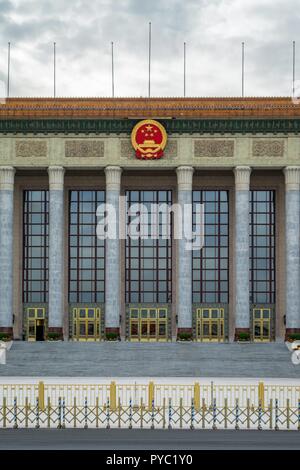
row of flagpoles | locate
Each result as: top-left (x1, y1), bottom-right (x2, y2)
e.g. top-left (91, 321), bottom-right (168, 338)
top-left (4, 23), bottom-right (298, 99)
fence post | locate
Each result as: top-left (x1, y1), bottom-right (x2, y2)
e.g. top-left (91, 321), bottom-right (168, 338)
top-left (110, 381), bottom-right (117, 411)
top-left (38, 381), bottom-right (45, 411)
top-left (190, 398), bottom-right (195, 430)
top-left (106, 398), bottom-right (110, 429)
top-left (62, 398), bottom-right (66, 429)
top-left (201, 398), bottom-right (206, 429)
top-left (246, 398), bottom-right (250, 429)
top-left (194, 382), bottom-right (200, 412)
top-left (84, 397), bottom-right (88, 429)
top-left (35, 398), bottom-right (40, 429)
top-left (162, 397), bottom-right (166, 429)
top-left (235, 398), bottom-right (239, 430)
top-left (118, 397), bottom-right (121, 428)
top-left (13, 397), bottom-right (18, 429)
top-left (57, 397), bottom-right (62, 429)
top-left (47, 397), bottom-right (51, 428)
top-left (25, 397), bottom-right (29, 428)
top-left (286, 398), bottom-right (290, 430)
top-left (258, 381), bottom-right (265, 410)
top-left (179, 397), bottom-right (183, 429)
top-left (3, 397), bottom-right (6, 428)
top-left (212, 398), bottom-right (217, 430)
top-left (275, 398), bottom-right (279, 431)
top-left (258, 400), bottom-right (262, 430)
top-left (298, 400), bottom-right (300, 431)
top-left (74, 397), bottom-right (77, 429)
top-left (151, 399), bottom-right (155, 430)
top-left (148, 381), bottom-right (155, 410)
top-left (269, 399), bottom-right (273, 430)
top-left (168, 398), bottom-right (172, 430)
top-left (140, 398), bottom-right (144, 429)
top-left (129, 398), bottom-right (133, 429)
top-left (224, 398), bottom-right (228, 429)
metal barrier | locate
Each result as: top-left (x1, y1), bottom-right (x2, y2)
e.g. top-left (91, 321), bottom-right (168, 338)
top-left (0, 396), bottom-right (299, 429)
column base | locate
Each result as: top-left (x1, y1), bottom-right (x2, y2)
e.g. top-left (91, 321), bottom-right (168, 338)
top-left (105, 327), bottom-right (120, 341)
top-left (177, 328), bottom-right (193, 341)
top-left (0, 327), bottom-right (13, 340)
top-left (47, 327), bottom-right (63, 341)
top-left (234, 328), bottom-right (251, 342)
top-left (285, 328), bottom-right (300, 341)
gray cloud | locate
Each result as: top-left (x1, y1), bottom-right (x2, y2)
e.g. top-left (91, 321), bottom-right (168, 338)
top-left (0, 0), bottom-right (299, 97)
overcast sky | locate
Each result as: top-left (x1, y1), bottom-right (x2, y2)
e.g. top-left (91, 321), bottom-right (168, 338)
top-left (0, 0), bottom-right (299, 98)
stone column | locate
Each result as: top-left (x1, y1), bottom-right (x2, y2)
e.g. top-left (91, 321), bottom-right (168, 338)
top-left (284, 166), bottom-right (300, 338)
top-left (176, 166), bottom-right (194, 336)
top-left (48, 166), bottom-right (65, 339)
top-left (0, 167), bottom-right (15, 338)
top-left (234, 166), bottom-right (252, 339)
top-left (105, 166), bottom-right (122, 337)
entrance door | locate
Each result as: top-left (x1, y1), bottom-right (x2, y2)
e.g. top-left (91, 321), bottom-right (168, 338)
top-left (196, 308), bottom-right (224, 342)
top-left (26, 308), bottom-right (46, 341)
top-left (72, 308), bottom-right (101, 341)
top-left (129, 308), bottom-right (168, 341)
top-left (253, 308), bottom-right (271, 342)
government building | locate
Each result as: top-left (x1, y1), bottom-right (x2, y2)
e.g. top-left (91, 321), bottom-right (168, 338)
top-left (0, 97), bottom-right (299, 343)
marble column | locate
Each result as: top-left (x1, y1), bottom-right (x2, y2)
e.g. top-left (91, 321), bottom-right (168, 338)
top-left (105, 166), bottom-right (122, 337)
top-left (48, 166), bottom-right (65, 338)
top-left (284, 166), bottom-right (300, 337)
top-left (234, 166), bottom-right (252, 339)
top-left (176, 166), bottom-right (194, 335)
top-left (0, 167), bottom-right (15, 338)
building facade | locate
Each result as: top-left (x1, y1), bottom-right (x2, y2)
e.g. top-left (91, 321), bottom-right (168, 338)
top-left (0, 97), bottom-right (299, 342)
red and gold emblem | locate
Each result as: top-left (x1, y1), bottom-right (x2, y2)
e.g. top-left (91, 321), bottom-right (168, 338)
top-left (131, 119), bottom-right (167, 160)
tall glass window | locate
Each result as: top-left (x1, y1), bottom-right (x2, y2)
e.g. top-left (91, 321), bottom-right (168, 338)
top-left (69, 190), bottom-right (105, 303)
top-left (23, 190), bottom-right (49, 303)
top-left (250, 190), bottom-right (275, 304)
top-left (126, 190), bottom-right (172, 303)
top-left (192, 191), bottom-right (229, 304)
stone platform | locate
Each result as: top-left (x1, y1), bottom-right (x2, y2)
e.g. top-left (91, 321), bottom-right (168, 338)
top-left (0, 341), bottom-right (299, 378)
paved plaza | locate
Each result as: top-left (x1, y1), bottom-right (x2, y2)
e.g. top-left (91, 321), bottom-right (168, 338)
top-left (0, 341), bottom-right (299, 378)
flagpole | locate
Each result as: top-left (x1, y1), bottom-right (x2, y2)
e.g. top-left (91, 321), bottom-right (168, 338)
top-left (184, 42), bottom-right (186, 97)
top-left (53, 42), bottom-right (56, 98)
top-left (292, 40), bottom-right (296, 98)
top-left (148, 21), bottom-right (151, 98)
top-left (111, 41), bottom-right (115, 98)
top-left (7, 42), bottom-right (11, 98)
top-left (241, 41), bottom-right (245, 97)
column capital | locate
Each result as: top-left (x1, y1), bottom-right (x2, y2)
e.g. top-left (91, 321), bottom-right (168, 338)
top-left (105, 166), bottom-right (122, 191)
top-left (0, 166), bottom-right (15, 191)
top-left (48, 166), bottom-right (65, 190)
top-left (234, 166), bottom-right (251, 190)
top-left (283, 166), bottom-right (300, 190)
top-left (176, 166), bottom-right (194, 190)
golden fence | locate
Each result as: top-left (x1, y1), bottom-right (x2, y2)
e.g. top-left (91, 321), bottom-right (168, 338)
top-left (0, 396), bottom-right (299, 430)
top-left (0, 381), bottom-right (299, 409)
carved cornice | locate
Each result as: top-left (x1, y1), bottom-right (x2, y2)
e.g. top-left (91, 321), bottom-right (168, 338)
top-left (1, 118), bottom-right (300, 135)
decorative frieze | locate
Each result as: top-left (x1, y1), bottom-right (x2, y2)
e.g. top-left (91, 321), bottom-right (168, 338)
top-left (65, 140), bottom-right (104, 158)
top-left (194, 140), bottom-right (234, 158)
top-left (121, 139), bottom-right (178, 159)
top-left (252, 139), bottom-right (284, 157)
top-left (16, 140), bottom-right (47, 158)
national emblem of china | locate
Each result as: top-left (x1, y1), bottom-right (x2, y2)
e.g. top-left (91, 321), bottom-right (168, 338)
top-left (131, 119), bottom-right (167, 160)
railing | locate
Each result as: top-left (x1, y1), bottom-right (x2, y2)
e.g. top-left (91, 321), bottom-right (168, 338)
top-left (0, 381), bottom-right (299, 409)
top-left (0, 397), bottom-right (300, 430)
